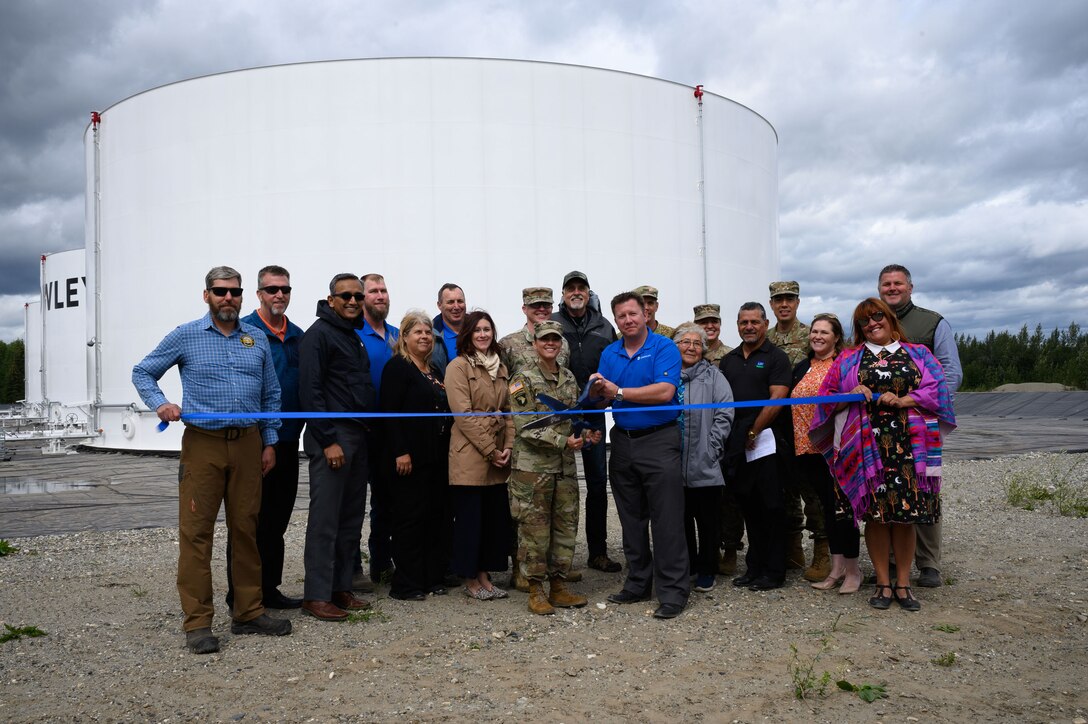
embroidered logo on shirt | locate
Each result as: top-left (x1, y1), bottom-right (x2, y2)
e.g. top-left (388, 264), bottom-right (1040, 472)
top-left (240, 335), bottom-right (255, 348)
top-left (755, 361), bottom-right (765, 368)
top-left (509, 381), bottom-right (524, 394)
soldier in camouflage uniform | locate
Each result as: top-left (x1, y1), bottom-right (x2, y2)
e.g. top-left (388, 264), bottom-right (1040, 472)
top-left (508, 321), bottom-right (600, 615)
top-left (499, 287), bottom-right (573, 592)
top-left (499, 287), bottom-right (571, 375)
top-left (692, 303), bottom-right (745, 574)
top-left (694, 303), bottom-right (733, 365)
top-left (766, 281), bottom-right (827, 579)
top-left (635, 285), bottom-right (675, 339)
top-left (767, 281), bottom-right (811, 366)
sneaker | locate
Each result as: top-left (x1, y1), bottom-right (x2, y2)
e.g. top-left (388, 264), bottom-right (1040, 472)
top-left (693, 574), bottom-right (716, 592)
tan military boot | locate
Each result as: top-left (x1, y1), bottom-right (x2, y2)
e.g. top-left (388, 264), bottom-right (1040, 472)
top-left (527, 580), bottom-right (555, 615)
top-left (511, 565), bottom-right (530, 593)
top-left (718, 548), bottom-right (737, 575)
top-left (548, 577), bottom-right (588, 608)
top-left (804, 539), bottom-right (831, 582)
top-left (785, 532), bottom-right (805, 570)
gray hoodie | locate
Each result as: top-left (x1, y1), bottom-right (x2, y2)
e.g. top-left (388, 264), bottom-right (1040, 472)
top-left (679, 359), bottom-right (735, 488)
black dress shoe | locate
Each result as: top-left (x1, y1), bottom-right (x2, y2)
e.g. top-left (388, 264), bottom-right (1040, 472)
top-left (428, 586), bottom-right (449, 596)
top-left (653, 602), bottom-right (685, 619)
top-left (732, 572), bottom-right (759, 587)
top-left (263, 589), bottom-right (303, 609)
top-left (607, 590), bottom-right (650, 604)
top-left (747, 576), bottom-right (784, 591)
top-left (389, 589), bottom-right (426, 601)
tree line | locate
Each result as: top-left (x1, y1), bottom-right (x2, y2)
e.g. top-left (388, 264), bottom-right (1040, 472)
top-left (957, 323), bottom-right (1087, 391)
top-left (0, 340), bottom-right (25, 404)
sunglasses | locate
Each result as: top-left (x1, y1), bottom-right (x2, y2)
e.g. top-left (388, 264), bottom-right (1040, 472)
top-left (333, 292), bottom-right (365, 302)
top-left (208, 287), bottom-right (243, 297)
top-left (859, 311), bottom-right (886, 325)
top-left (259, 285), bottom-right (292, 295)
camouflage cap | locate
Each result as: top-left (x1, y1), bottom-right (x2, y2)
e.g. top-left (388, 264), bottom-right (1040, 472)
top-left (693, 303), bottom-right (721, 322)
top-left (769, 280), bottom-right (800, 297)
top-left (522, 287), bottom-right (554, 305)
top-left (562, 270), bottom-right (590, 288)
top-left (532, 320), bottom-right (565, 339)
top-left (633, 285), bottom-right (659, 300)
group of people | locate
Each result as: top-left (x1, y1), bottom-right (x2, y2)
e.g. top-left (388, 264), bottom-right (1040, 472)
top-left (132, 262), bottom-right (960, 654)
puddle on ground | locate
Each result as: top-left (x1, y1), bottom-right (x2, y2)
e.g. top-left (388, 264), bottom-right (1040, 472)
top-left (0, 478), bottom-right (98, 495)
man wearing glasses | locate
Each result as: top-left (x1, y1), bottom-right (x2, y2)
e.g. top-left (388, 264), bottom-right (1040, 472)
top-left (298, 273), bottom-right (376, 620)
top-left (222, 265), bottom-right (306, 612)
top-left (133, 266), bottom-right (291, 654)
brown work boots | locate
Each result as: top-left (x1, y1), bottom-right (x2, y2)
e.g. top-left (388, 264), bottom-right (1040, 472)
top-left (526, 577), bottom-right (589, 615)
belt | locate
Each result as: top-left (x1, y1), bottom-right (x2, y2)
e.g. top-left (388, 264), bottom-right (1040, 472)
top-left (187, 424), bottom-right (257, 440)
top-left (613, 421), bottom-right (676, 439)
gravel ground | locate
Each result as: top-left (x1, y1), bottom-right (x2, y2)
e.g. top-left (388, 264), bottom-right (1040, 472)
top-left (2, 452), bottom-right (1087, 723)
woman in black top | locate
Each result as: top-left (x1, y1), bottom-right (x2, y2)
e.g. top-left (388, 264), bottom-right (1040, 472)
top-left (380, 309), bottom-right (453, 600)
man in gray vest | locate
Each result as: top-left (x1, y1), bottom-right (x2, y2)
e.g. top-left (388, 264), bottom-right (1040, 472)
top-left (878, 263), bottom-right (962, 588)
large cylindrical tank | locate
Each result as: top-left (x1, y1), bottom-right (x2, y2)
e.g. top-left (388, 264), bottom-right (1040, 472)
top-left (83, 58), bottom-right (779, 451)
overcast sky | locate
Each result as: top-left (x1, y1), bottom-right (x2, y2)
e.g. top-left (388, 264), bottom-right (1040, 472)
top-left (1, 0), bottom-right (1085, 342)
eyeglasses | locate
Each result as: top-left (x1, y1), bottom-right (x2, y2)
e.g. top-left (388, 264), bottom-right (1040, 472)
top-left (677, 339), bottom-right (704, 348)
top-left (208, 287), bottom-right (243, 297)
top-left (259, 285), bottom-right (292, 295)
top-left (333, 292), bottom-right (365, 302)
top-left (859, 311), bottom-right (886, 325)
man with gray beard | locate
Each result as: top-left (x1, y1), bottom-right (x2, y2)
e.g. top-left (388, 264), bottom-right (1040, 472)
top-left (133, 266), bottom-right (291, 654)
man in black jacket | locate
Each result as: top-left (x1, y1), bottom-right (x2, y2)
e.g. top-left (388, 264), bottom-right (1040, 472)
top-left (552, 271), bottom-right (622, 573)
top-left (299, 273), bottom-right (376, 621)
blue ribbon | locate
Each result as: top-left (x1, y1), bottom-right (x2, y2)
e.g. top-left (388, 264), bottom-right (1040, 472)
top-left (159, 394), bottom-right (866, 430)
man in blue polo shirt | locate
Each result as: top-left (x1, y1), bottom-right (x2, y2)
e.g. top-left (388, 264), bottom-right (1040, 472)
top-left (589, 291), bottom-right (689, 619)
top-left (355, 273), bottom-right (399, 588)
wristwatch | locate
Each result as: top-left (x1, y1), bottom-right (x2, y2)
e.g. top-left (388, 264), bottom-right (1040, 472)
top-left (614, 388), bottom-right (624, 402)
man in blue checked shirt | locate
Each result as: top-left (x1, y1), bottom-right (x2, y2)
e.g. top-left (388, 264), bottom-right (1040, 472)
top-left (133, 265), bottom-right (291, 655)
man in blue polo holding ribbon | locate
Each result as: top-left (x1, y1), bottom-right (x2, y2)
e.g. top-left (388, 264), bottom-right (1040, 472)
top-left (589, 290), bottom-right (689, 620)
top-left (133, 265), bottom-right (290, 654)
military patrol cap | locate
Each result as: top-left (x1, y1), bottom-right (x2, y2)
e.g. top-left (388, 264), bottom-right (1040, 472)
top-left (769, 280), bottom-right (800, 297)
top-left (562, 270), bottom-right (590, 288)
top-left (522, 287), bottom-right (554, 305)
top-left (693, 303), bottom-right (721, 322)
top-left (633, 285), bottom-right (659, 300)
top-left (532, 320), bottom-right (565, 339)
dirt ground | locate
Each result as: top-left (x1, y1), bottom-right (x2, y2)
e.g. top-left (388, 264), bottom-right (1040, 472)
top-left (1, 453), bottom-right (1087, 722)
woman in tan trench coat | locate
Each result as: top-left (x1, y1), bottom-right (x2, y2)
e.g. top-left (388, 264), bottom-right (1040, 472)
top-left (445, 310), bottom-right (516, 600)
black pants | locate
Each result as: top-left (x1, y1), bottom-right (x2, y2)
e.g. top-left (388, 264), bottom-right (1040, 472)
top-left (226, 438), bottom-right (301, 603)
top-left (582, 437), bottom-right (609, 558)
top-left (303, 425), bottom-right (367, 601)
top-left (609, 425), bottom-right (690, 607)
top-left (798, 453), bottom-right (860, 558)
top-left (684, 486), bottom-right (723, 576)
top-left (732, 453), bottom-right (785, 583)
top-left (449, 485), bottom-right (511, 578)
top-left (390, 459), bottom-right (451, 596)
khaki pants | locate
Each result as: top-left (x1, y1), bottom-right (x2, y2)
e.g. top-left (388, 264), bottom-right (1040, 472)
top-left (178, 425), bottom-right (264, 631)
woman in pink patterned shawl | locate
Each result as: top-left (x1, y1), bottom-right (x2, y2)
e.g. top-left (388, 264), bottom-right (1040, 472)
top-left (810, 298), bottom-right (955, 612)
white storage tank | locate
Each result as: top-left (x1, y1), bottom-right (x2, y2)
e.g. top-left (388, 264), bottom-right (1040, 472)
top-left (82, 58), bottom-right (779, 451)
top-left (21, 250), bottom-right (91, 423)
